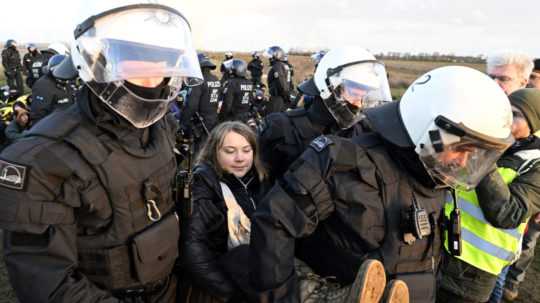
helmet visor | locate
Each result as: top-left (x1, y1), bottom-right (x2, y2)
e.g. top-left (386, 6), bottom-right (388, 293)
top-left (326, 62), bottom-right (392, 129)
top-left (420, 138), bottom-right (509, 190)
top-left (75, 5), bottom-right (202, 87)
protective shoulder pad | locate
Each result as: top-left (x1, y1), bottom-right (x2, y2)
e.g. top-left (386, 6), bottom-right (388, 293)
top-left (285, 108), bottom-right (307, 118)
top-left (310, 135), bottom-right (334, 152)
top-left (26, 105), bottom-right (81, 140)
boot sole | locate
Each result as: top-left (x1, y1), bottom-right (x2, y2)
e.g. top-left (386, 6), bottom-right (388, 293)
top-left (350, 259), bottom-right (386, 303)
top-left (384, 280), bottom-right (409, 303)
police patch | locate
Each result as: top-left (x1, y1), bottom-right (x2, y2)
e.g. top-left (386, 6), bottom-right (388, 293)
top-left (0, 159), bottom-right (29, 190)
top-left (310, 136), bottom-right (333, 152)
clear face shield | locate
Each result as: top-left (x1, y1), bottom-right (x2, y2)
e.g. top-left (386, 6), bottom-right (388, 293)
top-left (73, 4), bottom-right (203, 128)
top-left (418, 116), bottom-right (514, 190)
top-left (325, 61), bottom-right (391, 129)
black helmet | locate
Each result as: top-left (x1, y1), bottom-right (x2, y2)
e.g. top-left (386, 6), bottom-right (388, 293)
top-left (197, 53), bottom-right (216, 70)
top-left (42, 54), bottom-right (66, 75)
top-left (223, 59), bottom-right (247, 77)
top-left (265, 46), bottom-right (285, 61)
top-left (27, 43), bottom-right (37, 52)
top-left (52, 55), bottom-right (78, 80)
top-left (5, 39), bottom-right (16, 48)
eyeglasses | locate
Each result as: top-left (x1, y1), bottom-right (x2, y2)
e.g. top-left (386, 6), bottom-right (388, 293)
top-left (488, 74), bottom-right (513, 83)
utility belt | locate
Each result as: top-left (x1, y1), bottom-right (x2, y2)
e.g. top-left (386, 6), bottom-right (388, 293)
top-left (112, 278), bottom-right (168, 298)
top-left (79, 212), bottom-right (180, 291)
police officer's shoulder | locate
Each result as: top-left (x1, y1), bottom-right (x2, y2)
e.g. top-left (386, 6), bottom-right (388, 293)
top-left (26, 105), bottom-right (81, 140)
top-left (257, 113), bottom-right (292, 143)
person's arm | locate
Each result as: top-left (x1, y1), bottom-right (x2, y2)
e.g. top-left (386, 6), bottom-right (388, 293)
top-left (4, 119), bottom-right (24, 142)
top-left (180, 85), bottom-right (202, 131)
top-left (180, 171), bottom-right (236, 300)
top-left (476, 167), bottom-right (535, 229)
top-left (218, 81), bottom-right (235, 121)
top-left (0, 147), bottom-right (120, 303)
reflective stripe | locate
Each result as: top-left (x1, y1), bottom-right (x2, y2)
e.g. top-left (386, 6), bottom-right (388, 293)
top-left (446, 197), bottom-right (522, 240)
top-left (461, 228), bottom-right (515, 262)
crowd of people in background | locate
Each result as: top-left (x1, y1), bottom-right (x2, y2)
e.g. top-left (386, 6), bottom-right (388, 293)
top-left (1, 3), bottom-right (540, 303)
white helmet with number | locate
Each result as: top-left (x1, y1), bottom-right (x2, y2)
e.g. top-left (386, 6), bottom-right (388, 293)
top-left (71, 2), bottom-right (203, 128)
top-left (400, 66), bottom-right (514, 190)
top-left (299, 47), bottom-right (392, 129)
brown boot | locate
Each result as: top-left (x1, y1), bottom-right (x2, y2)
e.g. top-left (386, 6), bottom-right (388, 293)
top-left (382, 279), bottom-right (409, 303)
top-left (346, 259), bottom-right (386, 303)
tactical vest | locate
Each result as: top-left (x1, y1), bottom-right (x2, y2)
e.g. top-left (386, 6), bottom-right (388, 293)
top-left (347, 134), bottom-right (445, 303)
top-left (443, 150), bottom-right (540, 275)
top-left (28, 105), bottom-right (179, 291)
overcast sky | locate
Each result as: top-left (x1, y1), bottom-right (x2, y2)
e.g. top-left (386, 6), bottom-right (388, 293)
top-left (2, 0), bottom-right (539, 57)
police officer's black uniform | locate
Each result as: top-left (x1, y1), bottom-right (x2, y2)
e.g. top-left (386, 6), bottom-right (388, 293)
top-left (0, 87), bottom-right (180, 302)
top-left (181, 67), bottom-right (221, 153)
top-left (1, 45), bottom-right (24, 94)
top-left (258, 96), bottom-right (365, 181)
top-left (219, 72), bottom-right (254, 123)
top-left (245, 102), bottom-right (445, 303)
top-left (266, 59), bottom-right (292, 113)
top-left (247, 57), bottom-right (263, 86)
top-left (29, 56), bottom-right (80, 124)
top-left (30, 74), bottom-right (78, 124)
top-left (22, 49), bottom-right (45, 88)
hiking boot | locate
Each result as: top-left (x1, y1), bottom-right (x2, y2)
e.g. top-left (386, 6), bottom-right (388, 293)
top-left (382, 279), bottom-right (409, 303)
top-left (346, 259), bottom-right (386, 303)
top-left (297, 259), bottom-right (349, 303)
top-left (503, 284), bottom-right (519, 301)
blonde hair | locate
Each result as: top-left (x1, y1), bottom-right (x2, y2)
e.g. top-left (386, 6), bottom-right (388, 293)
top-left (196, 121), bottom-right (267, 181)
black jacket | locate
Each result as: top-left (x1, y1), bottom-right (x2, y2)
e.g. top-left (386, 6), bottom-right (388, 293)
top-left (181, 69), bottom-right (220, 134)
top-left (0, 88), bottom-right (179, 302)
top-left (30, 73), bottom-right (78, 124)
top-left (1, 47), bottom-right (22, 72)
top-left (258, 97), bottom-right (366, 181)
top-left (180, 163), bottom-right (268, 300)
top-left (267, 61), bottom-right (291, 101)
top-left (218, 77), bottom-right (254, 123)
top-left (247, 58), bottom-right (263, 78)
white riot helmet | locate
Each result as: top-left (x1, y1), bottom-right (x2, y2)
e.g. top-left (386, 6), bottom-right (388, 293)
top-left (299, 47), bottom-right (391, 129)
top-left (46, 42), bottom-right (70, 56)
top-left (71, 3), bottom-right (203, 128)
top-left (400, 66), bottom-right (514, 190)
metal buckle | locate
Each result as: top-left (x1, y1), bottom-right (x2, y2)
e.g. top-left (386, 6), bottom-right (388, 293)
top-left (146, 199), bottom-right (162, 222)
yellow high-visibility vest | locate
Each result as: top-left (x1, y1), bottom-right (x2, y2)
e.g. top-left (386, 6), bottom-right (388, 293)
top-left (444, 167), bottom-right (528, 275)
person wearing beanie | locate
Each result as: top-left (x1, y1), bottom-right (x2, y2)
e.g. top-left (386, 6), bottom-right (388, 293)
top-left (439, 88), bottom-right (540, 303)
top-left (496, 88), bottom-right (540, 302)
top-left (527, 59), bottom-right (540, 89)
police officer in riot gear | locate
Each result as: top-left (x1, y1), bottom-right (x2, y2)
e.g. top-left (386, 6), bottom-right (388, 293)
top-left (259, 47), bottom-right (392, 181)
top-left (0, 4), bottom-right (203, 302)
top-left (248, 51), bottom-right (264, 86)
top-left (40, 41), bottom-right (70, 64)
top-left (29, 54), bottom-right (80, 124)
top-left (220, 51), bottom-right (234, 83)
top-left (180, 53), bottom-right (221, 154)
top-left (244, 66), bottom-right (514, 303)
top-left (1, 39), bottom-right (24, 95)
top-left (265, 46), bottom-right (293, 113)
top-left (219, 58), bottom-right (255, 123)
top-left (22, 43), bottom-right (44, 88)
